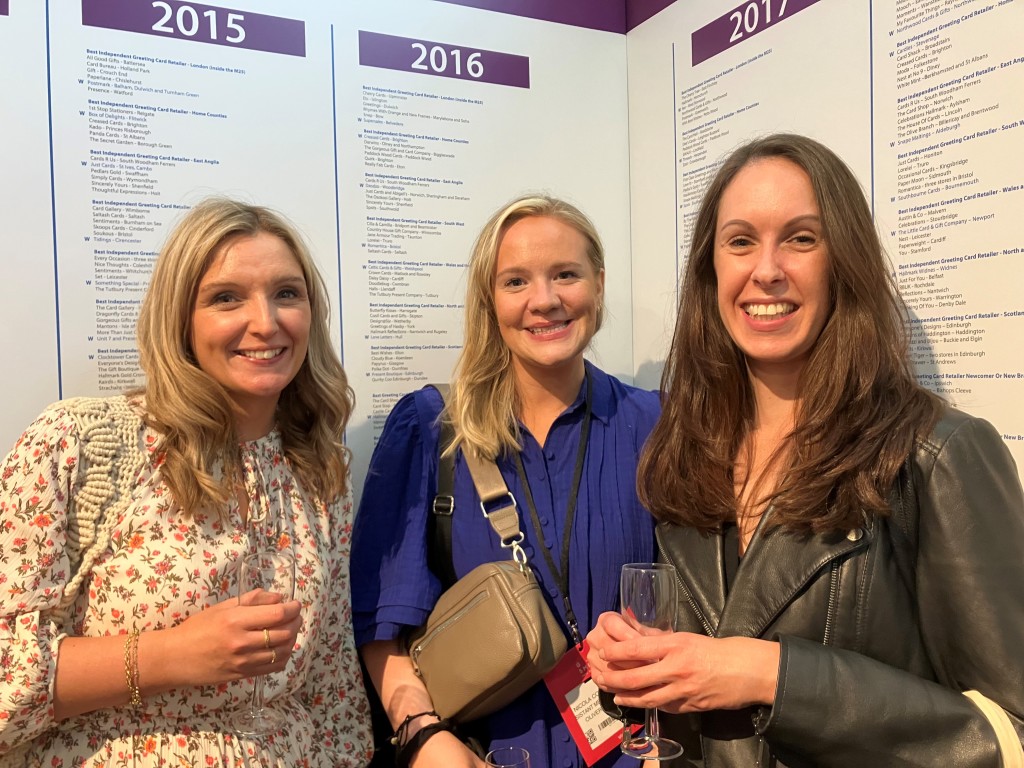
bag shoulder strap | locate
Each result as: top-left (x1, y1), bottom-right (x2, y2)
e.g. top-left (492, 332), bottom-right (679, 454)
top-left (427, 385), bottom-right (525, 591)
top-left (428, 384), bottom-right (458, 590)
top-left (462, 450), bottom-right (523, 546)
top-left (964, 690), bottom-right (1024, 768)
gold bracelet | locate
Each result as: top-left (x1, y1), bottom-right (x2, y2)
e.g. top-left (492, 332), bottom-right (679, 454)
top-left (123, 627), bottom-right (142, 707)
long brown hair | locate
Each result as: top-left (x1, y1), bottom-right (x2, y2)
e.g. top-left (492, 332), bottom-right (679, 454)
top-left (639, 134), bottom-right (941, 533)
top-left (136, 197), bottom-right (354, 515)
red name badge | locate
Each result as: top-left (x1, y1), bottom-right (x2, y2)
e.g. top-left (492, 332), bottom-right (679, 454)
top-left (543, 641), bottom-right (641, 766)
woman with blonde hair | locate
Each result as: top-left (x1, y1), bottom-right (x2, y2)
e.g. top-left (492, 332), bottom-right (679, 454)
top-left (352, 194), bottom-right (660, 767)
top-left (587, 134), bottom-right (1024, 766)
top-left (0, 197), bottom-right (372, 765)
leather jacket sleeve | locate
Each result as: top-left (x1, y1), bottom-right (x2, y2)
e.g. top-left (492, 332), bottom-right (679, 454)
top-left (762, 413), bottom-right (1024, 767)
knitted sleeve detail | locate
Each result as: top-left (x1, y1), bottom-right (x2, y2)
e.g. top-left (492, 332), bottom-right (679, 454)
top-left (53, 396), bottom-right (148, 626)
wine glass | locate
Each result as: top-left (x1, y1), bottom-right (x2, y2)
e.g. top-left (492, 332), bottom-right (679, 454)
top-left (618, 563), bottom-right (683, 761)
top-left (231, 548), bottom-right (295, 736)
top-left (485, 747), bottom-right (531, 767)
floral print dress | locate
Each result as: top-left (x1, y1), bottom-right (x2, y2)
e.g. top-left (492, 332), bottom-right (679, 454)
top-left (0, 398), bottom-right (373, 767)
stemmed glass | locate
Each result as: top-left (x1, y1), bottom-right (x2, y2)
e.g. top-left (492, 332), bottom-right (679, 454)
top-left (485, 747), bottom-right (531, 767)
top-left (619, 563), bottom-right (683, 761)
top-left (231, 547), bottom-right (295, 736)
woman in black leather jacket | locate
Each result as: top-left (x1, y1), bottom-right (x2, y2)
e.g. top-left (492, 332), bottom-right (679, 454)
top-left (587, 134), bottom-right (1024, 767)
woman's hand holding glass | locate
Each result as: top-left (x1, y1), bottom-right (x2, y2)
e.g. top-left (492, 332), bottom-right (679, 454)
top-left (614, 563), bottom-right (683, 760)
top-left (231, 548), bottom-right (297, 735)
top-left (586, 613), bottom-right (781, 716)
top-left (153, 578), bottom-right (300, 690)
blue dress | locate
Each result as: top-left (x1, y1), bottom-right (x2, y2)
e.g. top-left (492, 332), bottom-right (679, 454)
top-left (351, 362), bottom-right (660, 768)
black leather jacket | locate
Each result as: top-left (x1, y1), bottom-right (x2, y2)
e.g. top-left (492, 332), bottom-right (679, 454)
top-left (658, 407), bottom-right (1024, 767)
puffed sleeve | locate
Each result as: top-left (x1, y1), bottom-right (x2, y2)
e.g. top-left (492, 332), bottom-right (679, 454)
top-left (300, 487), bottom-right (374, 766)
top-left (0, 405), bottom-right (81, 753)
top-left (765, 413), bottom-right (1024, 766)
top-left (350, 388), bottom-right (444, 646)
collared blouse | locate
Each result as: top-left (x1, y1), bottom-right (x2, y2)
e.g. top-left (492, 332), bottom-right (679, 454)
top-left (352, 362), bottom-right (660, 768)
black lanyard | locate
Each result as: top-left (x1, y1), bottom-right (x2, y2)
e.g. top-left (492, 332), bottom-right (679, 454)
top-left (513, 371), bottom-right (592, 647)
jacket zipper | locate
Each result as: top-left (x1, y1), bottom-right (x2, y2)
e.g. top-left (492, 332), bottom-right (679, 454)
top-left (822, 560), bottom-right (841, 646)
top-left (656, 530), bottom-right (715, 637)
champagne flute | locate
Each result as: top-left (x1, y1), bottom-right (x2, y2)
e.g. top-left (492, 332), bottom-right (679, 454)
top-left (231, 547), bottom-right (295, 736)
top-left (485, 747), bottom-right (531, 767)
top-left (619, 563), bottom-right (683, 761)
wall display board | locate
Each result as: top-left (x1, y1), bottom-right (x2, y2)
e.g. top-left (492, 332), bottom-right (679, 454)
top-left (58, 0), bottom-right (336, 396)
top-left (0, 2), bottom-right (59, 445)
top-left (333, 3), bottom-right (631, 489)
top-left (2, 0), bottom-right (1021, 484)
top-left (0, 0), bottom-right (631, 499)
top-left (626, 0), bottom-right (1024, 472)
top-left (1, 0), bottom-right (339, 450)
top-left (873, 0), bottom-right (1024, 450)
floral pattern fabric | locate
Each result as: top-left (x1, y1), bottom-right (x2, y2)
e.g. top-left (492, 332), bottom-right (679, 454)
top-left (0, 399), bottom-right (373, 767)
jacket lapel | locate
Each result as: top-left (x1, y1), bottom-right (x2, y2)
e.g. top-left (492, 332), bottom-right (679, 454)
top-left (657, 522), bottom-right (727, 633)
top-left (717, 513), bottom-right (872, 638)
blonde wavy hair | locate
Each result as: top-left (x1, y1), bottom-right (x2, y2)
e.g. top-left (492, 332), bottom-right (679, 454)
top-left (447, 194), bottom-right (604, 459)
top-left (135, 197), bottom-right (354, 515)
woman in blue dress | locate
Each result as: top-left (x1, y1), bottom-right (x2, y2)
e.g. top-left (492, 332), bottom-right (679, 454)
top-left (351, 194), bottom-right (660, 767)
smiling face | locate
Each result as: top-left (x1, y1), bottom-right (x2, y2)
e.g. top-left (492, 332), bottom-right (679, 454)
top-left (493, 215), bottom-right (604, 385)
top-left (191, 231), bottom-right (311, 439)
top-left (714, 157), bottom-right (831, 385)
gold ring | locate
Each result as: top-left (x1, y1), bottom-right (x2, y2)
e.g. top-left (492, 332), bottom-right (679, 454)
top-left (270, 648), bottom-right (277, 664)
top-left (263, 628), bottom-right (271, 649)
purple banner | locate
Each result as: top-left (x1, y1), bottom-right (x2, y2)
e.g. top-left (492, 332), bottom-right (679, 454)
top-left (627, 0), bottom-right (677, 32)
top-left (692, 0), bottom-right (822, 67)
top-left (81, 0), bottom-right (305, 57)
top-left (359, 30), bottom-right (529, 89)
top-left (433, 0), bottom-right (625, 34)
top-left (0, 0), bottom-right (9, 16)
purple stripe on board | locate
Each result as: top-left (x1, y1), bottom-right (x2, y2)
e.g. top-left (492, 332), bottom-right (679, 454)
top-left (81, 0), bottom-right (305, 57)
top-left (0, 0), bottom-right (9, 16)
top-left (433, 0), bottom-right (625, 34)
top-left (359, 30), bottom-right (529, 89)
top-left (627, 0), bottom-right (678, 32)
top-left (692, 0), bottom-right (822, 67)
